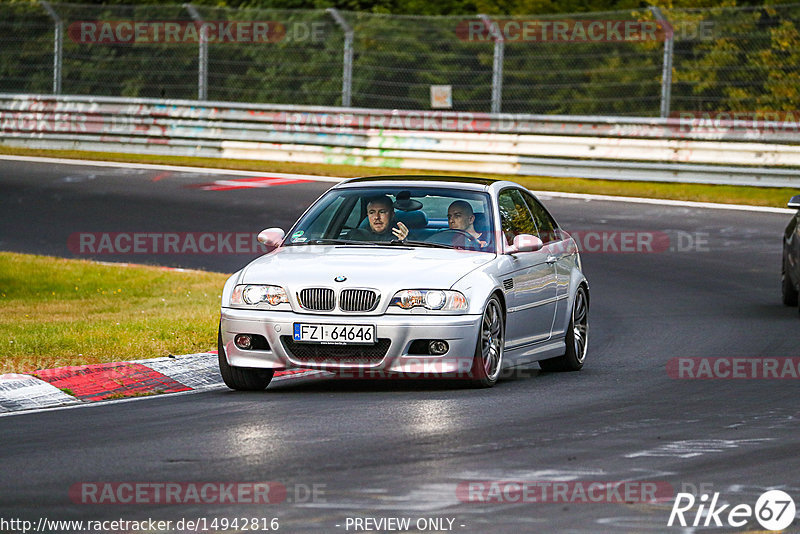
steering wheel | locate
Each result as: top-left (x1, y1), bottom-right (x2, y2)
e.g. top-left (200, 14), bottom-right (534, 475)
top-left (426, 229), bottom-right (482, 249)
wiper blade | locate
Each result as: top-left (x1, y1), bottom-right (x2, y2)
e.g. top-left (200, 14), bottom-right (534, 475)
top-left (393, 240), bottom-right (456, 249)
top-left (310, 239), bottom-right (358, 245)
top-left (287, 239), bottom-right (360, 246)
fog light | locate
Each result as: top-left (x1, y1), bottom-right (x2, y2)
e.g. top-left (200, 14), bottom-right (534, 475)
top-left (428, 340), bottom-right (449, 355)
top-left (234, 334), bottom-right (253, 350)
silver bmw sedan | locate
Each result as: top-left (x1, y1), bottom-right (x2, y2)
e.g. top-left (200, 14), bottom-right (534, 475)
top-left (218, 175), bottom-right (589, 389)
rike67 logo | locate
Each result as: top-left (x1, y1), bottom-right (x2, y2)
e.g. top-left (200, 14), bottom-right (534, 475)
top-left (668, 490), bottom-right (796, 531)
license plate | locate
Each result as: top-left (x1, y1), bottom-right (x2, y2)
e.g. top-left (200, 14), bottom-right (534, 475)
top-left (293, 323), bottom-right (376, 345)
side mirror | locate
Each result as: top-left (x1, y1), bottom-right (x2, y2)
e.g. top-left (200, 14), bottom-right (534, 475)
top-left (505, 234), bottom-right (543, 254)
top-left (257, 228), bottom-right (285, 247)
top-left (788, 195), bottom-right (800, 210)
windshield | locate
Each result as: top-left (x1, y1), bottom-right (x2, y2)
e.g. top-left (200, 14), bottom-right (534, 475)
top-left (286, 186), bottom-right (496, 253)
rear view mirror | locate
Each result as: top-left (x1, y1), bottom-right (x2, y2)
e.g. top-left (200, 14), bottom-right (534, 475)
top-left (788, 195), bottom-right (800, 210)
top-left (257, 228), bottom-right (285, 247)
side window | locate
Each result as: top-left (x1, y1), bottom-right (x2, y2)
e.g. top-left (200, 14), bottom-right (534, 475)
top-left (522, 192), bottom-right (559, 242)
top-left (497, 189), bottom-right (538, 245)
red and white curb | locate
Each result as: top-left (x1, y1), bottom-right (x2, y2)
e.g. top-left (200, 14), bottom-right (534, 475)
top-left (0, 352), bottom-right (328, 414)
top-left (0, 374), bottom-right (77, 413)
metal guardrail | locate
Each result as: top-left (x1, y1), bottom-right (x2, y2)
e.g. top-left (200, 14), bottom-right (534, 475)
top-left (1, 94), bottom-right (799, 188)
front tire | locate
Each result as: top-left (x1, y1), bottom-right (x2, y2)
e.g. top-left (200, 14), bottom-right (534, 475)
top-left (218, 327), bottom-right (274, 391)
top-left (782, 253), bottom-right (798, 306)
top-left (540, 285), bottom-right (588, 372)
top-left (468, 296), bottom-right (504, 388)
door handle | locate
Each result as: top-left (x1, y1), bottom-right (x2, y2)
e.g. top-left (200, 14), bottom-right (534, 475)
top-left (545, 255), bottom-right (558, 264)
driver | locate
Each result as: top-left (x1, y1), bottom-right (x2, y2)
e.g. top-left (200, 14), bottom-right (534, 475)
top-left (347, 195), bottom-right (409, 242)
top-left (447, 200), bottom-right (488, 248)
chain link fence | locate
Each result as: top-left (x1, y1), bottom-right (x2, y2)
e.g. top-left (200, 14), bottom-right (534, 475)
top-left (1, 2), bottom-right (799, 116)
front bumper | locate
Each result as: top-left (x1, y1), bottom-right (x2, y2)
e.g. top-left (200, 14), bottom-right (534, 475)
top-left (220, 307), bottom-right (481, 374)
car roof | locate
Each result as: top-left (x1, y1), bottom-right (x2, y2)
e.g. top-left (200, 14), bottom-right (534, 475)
top-left (336, 174), bottom-right (502, 191)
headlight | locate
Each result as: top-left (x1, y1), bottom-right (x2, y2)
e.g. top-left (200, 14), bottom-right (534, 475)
top-left (389, 290), bottom-right (468, 311)
top-left (230, 284), bottom-right (288, 307)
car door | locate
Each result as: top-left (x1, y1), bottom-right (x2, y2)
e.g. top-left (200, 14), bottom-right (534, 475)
top-left (497, 188), bottom-right (558, 350)
top-left (522, 190), bottom-right (574, 338)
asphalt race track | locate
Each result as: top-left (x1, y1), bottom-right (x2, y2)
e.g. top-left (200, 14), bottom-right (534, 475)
top-left (1, 158), bottom-right (799, 533)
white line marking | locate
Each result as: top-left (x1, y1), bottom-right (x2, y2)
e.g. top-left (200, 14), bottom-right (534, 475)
top-left (624, 438), bottom-right (773, 459)
top-left (0, 154), bottom-right (792, 213)
top-left (530, 190), bottom-right (796, 214)
top-left (0, 383), bottom-right (226, 418)
top-left (0, 154), bottom-right (343, 183)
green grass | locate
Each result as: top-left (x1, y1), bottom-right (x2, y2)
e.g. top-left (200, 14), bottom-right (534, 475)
top-left (0, 252), bottom-right (227, 374)
top-left (0, 145), bottom-right (796, 208)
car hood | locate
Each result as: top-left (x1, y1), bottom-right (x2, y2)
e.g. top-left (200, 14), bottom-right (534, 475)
top-left (239, 245), bottom-right (493, 289)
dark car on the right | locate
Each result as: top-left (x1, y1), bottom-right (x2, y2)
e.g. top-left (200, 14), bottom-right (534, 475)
top-left (782, 195), bottom-right (800, 311)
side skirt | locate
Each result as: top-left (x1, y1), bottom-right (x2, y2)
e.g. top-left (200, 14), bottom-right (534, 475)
top-left (503, 337), bottom-right (566, 368)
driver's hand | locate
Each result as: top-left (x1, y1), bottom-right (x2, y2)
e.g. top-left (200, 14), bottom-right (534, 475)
top-left (392, 221), bottom-right (409, 240)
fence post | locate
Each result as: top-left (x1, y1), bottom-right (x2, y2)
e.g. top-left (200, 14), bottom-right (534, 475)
top-left (39, 1), bottom-right (62, 95)
top-left (184, 4), bottom-right (208, 100)
top-left (479, 14), bottom-right (504, 114)
top-left (650, 6), bottom-right (673, 118)
top-left (327, 8), bottom-right (353, 107)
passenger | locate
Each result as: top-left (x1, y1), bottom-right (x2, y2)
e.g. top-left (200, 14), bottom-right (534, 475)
top-left (347, 195), bottom-right (409, 242)
top-left (447, 200), bottom-right (488, 248)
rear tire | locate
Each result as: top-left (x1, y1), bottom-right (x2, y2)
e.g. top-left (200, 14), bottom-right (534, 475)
top-left (468, 296), bottom-right (504, 388)
top-left (782, 253), bottom-right (798, 306)
top-left (540, 285), bottom-right (588, 372)
top-left (218, 327), bottom-right (274, 391)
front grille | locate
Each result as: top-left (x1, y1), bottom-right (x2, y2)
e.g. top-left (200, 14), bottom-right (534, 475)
top-left (339, 289), bottom-right (379, 312)
top-left (298, 288), bottom-right (335, 311)
top-left (281, 336), bottom-right (390, 365)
